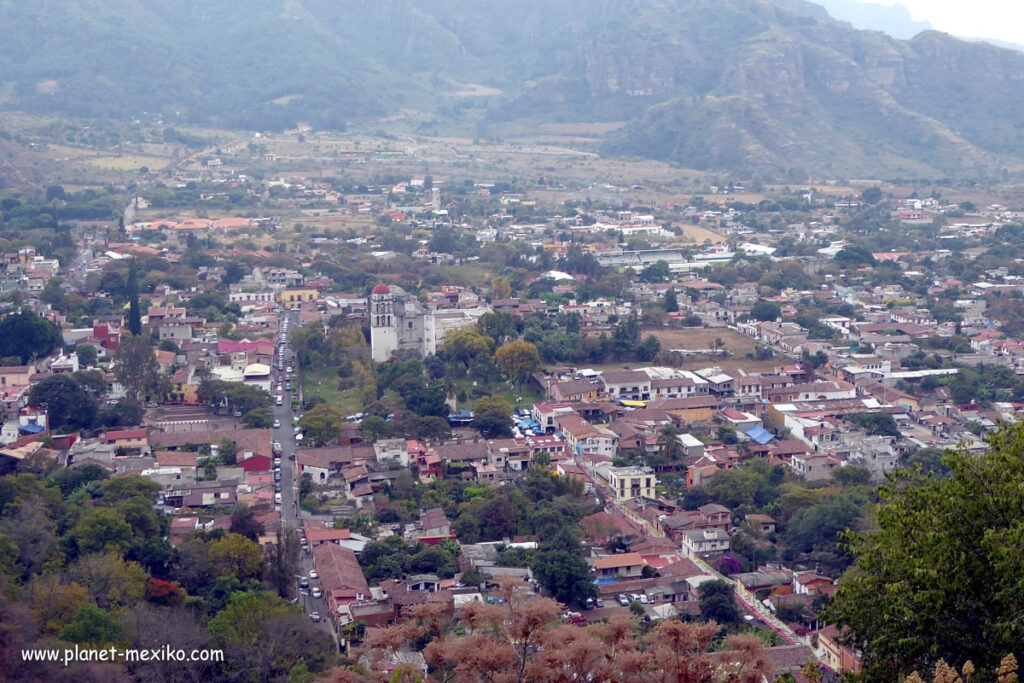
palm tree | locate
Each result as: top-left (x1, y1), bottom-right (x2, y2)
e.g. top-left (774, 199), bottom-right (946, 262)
top-left (657, 425), bottom-right (686, 461)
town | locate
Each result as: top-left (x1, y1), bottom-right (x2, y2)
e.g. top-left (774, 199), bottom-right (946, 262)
top-left (2, 126), bottom-right (1023, 682)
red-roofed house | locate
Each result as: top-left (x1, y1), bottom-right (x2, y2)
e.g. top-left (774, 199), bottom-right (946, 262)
top-left (103, 428), bottom-right (148, 450)
top-left (580, 511), bottom-right (636, 543)
top-left (238, 453), bottom-right (272, 472)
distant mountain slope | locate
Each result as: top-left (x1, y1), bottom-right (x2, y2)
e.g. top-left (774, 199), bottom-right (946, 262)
top-left (812, 0), bottom-right (931, 39)
top-left (1, 0), bottom-right (1023, 178)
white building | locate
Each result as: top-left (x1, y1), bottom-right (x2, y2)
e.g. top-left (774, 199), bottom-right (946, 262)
top-left (370, 283), bottom-right (488, 363)
top-left (681, 528), bottom-right (731, 557)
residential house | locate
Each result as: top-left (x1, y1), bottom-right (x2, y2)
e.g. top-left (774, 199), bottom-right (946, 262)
top-left (647, 396), bottom-right (719, 423)
top-left (420, 508), bottom-right (451, 537)
top-left (103, 428), bottom-right (148, 452)
top-left (600, 370), bottom-right (653, 401)
top-left (164, 484), bottom-right (237, 508)
top-left (549, 379), bottom-right (601, 403)
top-left (681, 528), bottom-right (731, 557)
top-left (592, 552), bottom-right (645, 580)
top-left (816, 625), bottom-right (863, 675)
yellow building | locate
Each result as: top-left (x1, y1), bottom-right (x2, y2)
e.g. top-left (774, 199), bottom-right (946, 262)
top-left (595, 464), bottom-right (657, 502)
top-left (278, 288), bottom-right (318, 306)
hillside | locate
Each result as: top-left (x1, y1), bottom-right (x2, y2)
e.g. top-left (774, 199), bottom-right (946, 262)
top-left (2, 0), bottom-right (1023, 178)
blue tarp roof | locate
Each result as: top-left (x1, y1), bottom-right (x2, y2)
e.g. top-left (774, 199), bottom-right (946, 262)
top-left (19, 424), bottom-right (45, 434)
top-left (745, 425), bottom-right (774, 445)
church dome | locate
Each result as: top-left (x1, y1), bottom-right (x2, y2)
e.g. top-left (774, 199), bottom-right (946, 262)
top-left (371, 283), bottom-right (391, 295)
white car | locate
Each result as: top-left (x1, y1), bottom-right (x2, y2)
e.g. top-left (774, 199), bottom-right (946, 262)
top-left (309, 570), bottom-right (318, 579)
top-left (311, 587), bottom-right (322, 598)
top-left (273, 419), bottom-right (280, 428)
top-left (309, 612), bottom-right (321, 623)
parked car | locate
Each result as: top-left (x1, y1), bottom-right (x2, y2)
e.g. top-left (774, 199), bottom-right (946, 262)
top-left (309, 570), bottom-right (318, 579)
top-left (594, 598), bottom-right (605, 608)
top-left (309, 612), bottom-right (320, 623)
top-left (311, 587), bottom-right (322, 599)
top-left (299, 577), bottom-right (309, 589)
top-left (617, 594), bottom-right (629, 606)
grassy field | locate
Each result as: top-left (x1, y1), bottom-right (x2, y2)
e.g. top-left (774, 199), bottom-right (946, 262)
top-left (678, 222), bottom-right (724, 244)
top-left (301, 371), bottom-right (363, 415)
top-left (451, 377), bottom-right (543, 414)
top-left (650, 327), bottom-right (781, 372)
top-left (648, 327), bottom-right (756, 355)
top-left (576, 327), bottom-right (781, 374)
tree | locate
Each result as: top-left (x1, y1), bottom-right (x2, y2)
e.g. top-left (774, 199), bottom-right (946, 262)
top-left (69, 507), bottom-right (134, 555)
top-left (263, 527), bottom-right (301, 599)
top-left (298, 403), bottom-right (343, 446)
top-left (639, 260), bottom-right (671, 282)
top-left (638, 334), bottom-right (661, 362)
top-left (698, 579), bottom-right (739, 626)
top-left (471, 409), bottom-right (513, 438)
top-left (242, 406), bottom-right (273, 428)
top-left (60, 604), bottom-right (121, 646)
top-left (0, 310), bottom-right (61, 364)
top-left (750, 301), bottom-right (781, 322)
top-left (531, 551), bottom-right (596, 605)
top-left (826, 421), bottom-right (1024, 679)
top-left (144, 577), bottom-right (186, 607)
top-left (860, 186), bottom-right (883, 204)
top-left (849, 412), bottom-right (899, 437)
top-left (209, 533), bottom-right (264, 581)
top-left (75, 343), bottom-right (98, 367)
top-left (443, 329), bottom-right (493, 368)
top-left (475, 395), bottom-right (512, 417)
top-left (229, 503), bottom-right (265, 542)
top-left (657, 425), bottom-right (686, 461)
top-left (68, 551), bottom-right (147, 608)
top-left (405, 385), bottom-right (449, 417)
top-left (664, 288), bottom-right (679, 312)
top-left (208, 591), bottom-right (335, 681)
top-left (835, 245), bottom-right (877, 268)
top-left (490, 277), bottom-right (512, 300)
top-left (126, 261), bottom-right (142, 336)
top-left (478, 311), bottom-right (517, 344)
top-left (359, 415), bottom-right (393, 442)
top-left (114, 333), bottom-right (168, 402)
top-left (495, 340), bottom-right (541, 391)
top-left (28, 374), bottom-right (97, 431)
top-left (23, 577), bottom-right (88, 642)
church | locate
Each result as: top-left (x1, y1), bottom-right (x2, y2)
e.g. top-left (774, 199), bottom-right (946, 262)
top-left (370, 283), bottom-right (489, 363)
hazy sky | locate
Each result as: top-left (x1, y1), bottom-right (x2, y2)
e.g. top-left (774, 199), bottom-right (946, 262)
top-left (871, 0), bottom-right (1024, 44)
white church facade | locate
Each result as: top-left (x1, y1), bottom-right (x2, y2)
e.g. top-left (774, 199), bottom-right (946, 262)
top-left (370, 283), bottom-right (489, 363)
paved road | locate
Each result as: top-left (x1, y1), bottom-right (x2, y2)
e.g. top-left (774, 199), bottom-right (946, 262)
top-left (272, 309), bottom-right (300, 526)
top-left (273, 309), bottom-right (335, 638)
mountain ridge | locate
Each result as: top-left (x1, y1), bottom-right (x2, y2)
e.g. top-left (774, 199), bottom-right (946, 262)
top-left (2, 0), bottom-right (1022, 179)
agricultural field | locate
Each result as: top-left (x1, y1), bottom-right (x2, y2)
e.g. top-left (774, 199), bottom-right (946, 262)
top-left (84, 154), bottom-right (173, 171)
